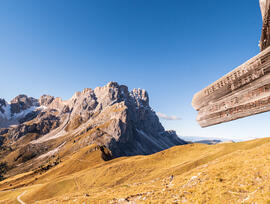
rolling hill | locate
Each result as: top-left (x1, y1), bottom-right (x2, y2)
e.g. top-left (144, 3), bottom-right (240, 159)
top-left (1, 137), bottom-right (270, 203)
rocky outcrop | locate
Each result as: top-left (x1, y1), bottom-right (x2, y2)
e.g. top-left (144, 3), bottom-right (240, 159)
top-left (0, 95), bottom-right (41, 128)
top-left (6, 112), bottom-right (60, 141)
top-left (10, 95), bottom-right (39, 115)
top-left (0, 82), bottom-right (186, 173)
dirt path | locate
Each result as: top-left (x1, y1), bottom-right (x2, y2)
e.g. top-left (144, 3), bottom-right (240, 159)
top-left (17, 191), bottom-right (27, 204)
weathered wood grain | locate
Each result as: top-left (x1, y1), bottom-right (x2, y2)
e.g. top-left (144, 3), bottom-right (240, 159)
top-left (260, 0), bottom-right (270, 51)
top-left (192, 46), bottom-right (270, 127)
top-left (192, 0), bottom-right (270, 127)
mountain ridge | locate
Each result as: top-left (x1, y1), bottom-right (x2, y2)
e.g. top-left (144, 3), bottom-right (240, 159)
top-left (0, 82), bottom-right (186, 178)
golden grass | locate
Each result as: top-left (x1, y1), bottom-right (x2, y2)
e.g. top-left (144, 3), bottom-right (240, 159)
top-left (1, 138), bottom-right (270, 203)
top-left (65, 115), bottom-right (82, 131)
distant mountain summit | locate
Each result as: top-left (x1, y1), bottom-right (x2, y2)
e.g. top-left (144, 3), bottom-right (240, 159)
top-left (0, 82), bottom-right (186, 176)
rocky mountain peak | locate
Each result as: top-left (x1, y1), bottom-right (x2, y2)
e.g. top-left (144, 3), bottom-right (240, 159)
top-left (0, 82), bottom-right (186, 175)
top-left (39, 95), bottom-right (54, 106)
top-left (130, 88), bottom-right (149, 107)
top-left (10, 95), bottom-right (39, 115)
top-left (93, 82), bottom-right (128, 108)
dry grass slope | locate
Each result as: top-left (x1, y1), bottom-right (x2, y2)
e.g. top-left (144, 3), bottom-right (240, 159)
top-left (1, 138), bottom-right (270, 203)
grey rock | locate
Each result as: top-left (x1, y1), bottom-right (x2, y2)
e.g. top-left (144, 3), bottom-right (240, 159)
top-left (10, 95), bottom-right (39, 115)
top-left (0, 82), bottom-right (187, 160)
top-left (39, 95), bottom-right (54, 106)
top-left (0, 99), bottom-right (7, 114)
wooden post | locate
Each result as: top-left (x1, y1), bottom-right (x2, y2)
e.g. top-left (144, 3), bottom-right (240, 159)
top-left (260, 0), bottom-right (270, 51)
top-left (191, 1), bottom-right (270, 127)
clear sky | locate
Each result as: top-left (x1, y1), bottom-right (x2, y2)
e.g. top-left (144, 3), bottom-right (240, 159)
top-left (0, 0), bottom-right (268, 141)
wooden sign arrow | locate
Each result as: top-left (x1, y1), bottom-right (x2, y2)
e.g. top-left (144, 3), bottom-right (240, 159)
top-left (192, 46), bottom-right (270, 127)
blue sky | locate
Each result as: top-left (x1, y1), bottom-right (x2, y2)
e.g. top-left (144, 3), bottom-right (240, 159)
top-left (0, 0), bottom-right (268, 140)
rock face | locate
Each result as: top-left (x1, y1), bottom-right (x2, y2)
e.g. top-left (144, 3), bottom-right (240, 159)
top-left (10, 95), bottom-right (39, 115)
top-left (0, 95), bottom-right (41, 129)
top-left (0, 82), bottom-right (186, 175)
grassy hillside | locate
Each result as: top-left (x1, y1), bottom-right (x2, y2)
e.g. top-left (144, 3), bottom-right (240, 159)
top-left (1, 138), bottom-right (270, 203)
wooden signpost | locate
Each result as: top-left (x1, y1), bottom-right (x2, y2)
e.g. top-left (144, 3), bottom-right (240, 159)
top-left (192, 0), bottom-right (270, 127)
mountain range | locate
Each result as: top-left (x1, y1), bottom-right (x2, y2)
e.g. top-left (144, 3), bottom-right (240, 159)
top-left (0, 82), bottom-right (270, 203)
top-left (0, 82), bottom-right (186, 178)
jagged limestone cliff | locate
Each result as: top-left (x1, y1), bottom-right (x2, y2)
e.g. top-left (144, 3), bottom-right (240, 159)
top-left (0, 82), bottom-right (186, 176)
